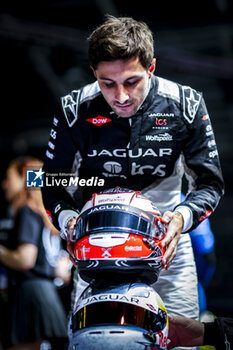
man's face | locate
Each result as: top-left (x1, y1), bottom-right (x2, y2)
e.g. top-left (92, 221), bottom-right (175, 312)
top-left (92, 56), bottom-right (155, 118)
top-left (2, 168), bottom-right (24, 203)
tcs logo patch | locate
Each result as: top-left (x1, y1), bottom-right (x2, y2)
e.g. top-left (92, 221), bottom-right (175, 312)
top-left (155, 117), bottom-right (167, 126)
top-left (86, 116), bottom-right (112, 126)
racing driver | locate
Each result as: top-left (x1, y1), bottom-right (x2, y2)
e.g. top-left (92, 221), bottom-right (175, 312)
top-left (42, 15), bottom-right (224, 348)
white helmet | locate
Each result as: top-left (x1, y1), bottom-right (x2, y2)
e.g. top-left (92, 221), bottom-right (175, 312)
top-left (67, 188), bottom-right (167, 284)
top-left (71, 280), bottom-right (168, 350)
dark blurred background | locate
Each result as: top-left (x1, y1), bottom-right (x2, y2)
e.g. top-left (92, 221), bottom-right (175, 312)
top-left (0, 0), bottom-right (232, 316)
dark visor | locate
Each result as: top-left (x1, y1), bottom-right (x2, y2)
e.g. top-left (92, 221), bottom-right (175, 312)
top-left (74, 206), bottom-right (160, 240)
top-left (72, 301), bottom-right (167, 333)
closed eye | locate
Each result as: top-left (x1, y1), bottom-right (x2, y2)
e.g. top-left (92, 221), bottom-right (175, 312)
top-left (125, 80), bottom-right (138, 86)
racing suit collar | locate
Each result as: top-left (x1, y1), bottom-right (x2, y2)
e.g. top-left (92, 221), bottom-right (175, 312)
top-left (131, 75), bottom-right (156, 117)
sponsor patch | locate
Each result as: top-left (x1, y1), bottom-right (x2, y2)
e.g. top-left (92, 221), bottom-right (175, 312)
top-left (207, 139), bottom-right (216, 148)
top-left (86, 116), bottom-right (112, 126)
top-left (102, 161), bottom-right (126, 179)
top-left (206, 125), bottom-right (213, 136)
top-left (148, 113), bottom-right (175, 118)
top-left (209, 150), bottom-right (218, 158)
top-left (199, 210), bottom-right (214, 222)
top-left (88, 148), bottom-right (172, 158)
top-left (145, 133), bottom-right (173, 142)
top-left (202, 114), bottom-right (209, 121)
top-left (53, 117), bottom-right (58, 126)
top-left (125, 246), bottom-right (142, 252)
top-left (155, 117), bottom-right (167, 126)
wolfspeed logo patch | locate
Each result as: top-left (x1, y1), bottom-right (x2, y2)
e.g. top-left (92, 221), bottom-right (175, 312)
top-left (145, 133), bottom-right (173, 142)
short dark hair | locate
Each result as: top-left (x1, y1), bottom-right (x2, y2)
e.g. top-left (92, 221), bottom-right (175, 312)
top-left (88, 15), bottom-right (154, 70)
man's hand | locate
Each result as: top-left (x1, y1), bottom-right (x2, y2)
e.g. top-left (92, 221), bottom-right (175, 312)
top-left (55, 253), bottom-right (72, 285)
top-left (66, 217), bottom-right (77, 233)
top-left (161, 211), bottom-right (183, 269)
top-left (167, 315), bottom-right (204, 349)
top-left (65, 217), bottom-right (77, 242)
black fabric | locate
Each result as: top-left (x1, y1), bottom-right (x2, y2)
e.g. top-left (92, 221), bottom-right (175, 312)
top-left (3, 206), bottom-right (68, 347)
top-left (8, 206), bottom-right (56, 284)
top-left (9, 279), bottom-right (68, 345)
top-left (204, 317), bottom-right (233, 349)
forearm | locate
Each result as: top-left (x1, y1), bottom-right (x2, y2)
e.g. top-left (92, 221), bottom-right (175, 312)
top-left (168, 315), bottom-right (205, 349)
top-left (41, 180), bottom-right (79, 238)
top-left (168, 316), bottom-right (233, 349)
top-left (178, 96), bottom-right (224, 232)
top-left (0, 244), bottom-right (37, 271)
top-left (42, 107), bottom-right (81, 231)
top-left (41, 184), bottom-right (78, 229)
top-left (178, 186), bottom-right (223, 229)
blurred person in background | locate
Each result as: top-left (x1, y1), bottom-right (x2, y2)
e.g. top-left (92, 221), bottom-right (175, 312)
top-left (0, 156), bottom-right (70, 350)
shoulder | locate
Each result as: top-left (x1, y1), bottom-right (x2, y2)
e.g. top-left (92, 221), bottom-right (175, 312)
top-left (156, 76), bottom-right (180, 103)
top-left (156, 76), bottom-right (203, 124)
top-left (60, 81), bottom-right (101, 127)
top-left (17, 206), bottom-right (43, 226)
top-left (15, 206), bottom-right (44, 243)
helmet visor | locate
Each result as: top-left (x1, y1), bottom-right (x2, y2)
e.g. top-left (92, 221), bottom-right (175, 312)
top-left (75, 206), bottom-right (165, 240)
top-left (72, 301), bottom-right (167, 333)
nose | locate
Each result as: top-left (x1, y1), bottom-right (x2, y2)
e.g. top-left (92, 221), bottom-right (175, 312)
top-left (115, 85), bottom-right (129, 104)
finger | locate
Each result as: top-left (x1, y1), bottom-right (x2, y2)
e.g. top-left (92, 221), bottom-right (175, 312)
top-left (161, 221), bottom-right (176, 248)
top-left (67, 218), bottom-right (76, 230)
top-left (162, 232), bottom-right (180, 268)
top-left (162, 230), bottom-right (174, 247)
top-left (162, 211), bottom-right (173, 224)
top-left (162, 212), bottom-right (183, 248)
top-left (163, 248), bottom-right (177, 269)
top-left (164, 243), bottom-right (178, 268)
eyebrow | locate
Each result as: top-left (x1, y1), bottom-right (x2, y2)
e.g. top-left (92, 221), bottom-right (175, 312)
top-left (99, 77), bottom-right (114, 81)
top-left (99, 75), bottom-right (142, 82)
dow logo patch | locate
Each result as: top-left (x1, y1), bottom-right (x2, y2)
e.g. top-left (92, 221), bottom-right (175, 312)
top-left (86, 116), bottom-right (112, 126)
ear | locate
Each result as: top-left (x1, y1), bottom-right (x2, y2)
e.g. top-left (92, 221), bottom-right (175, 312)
top-left (90, 65), bottom-right (97, 78)
top-left (148, 58), bottom-right (156, 78)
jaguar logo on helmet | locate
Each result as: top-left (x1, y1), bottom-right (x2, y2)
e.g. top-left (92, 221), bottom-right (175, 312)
top-left (71, 281), bottom-right (168, 350)
top-left (67, 188), bottom-right (167, 284)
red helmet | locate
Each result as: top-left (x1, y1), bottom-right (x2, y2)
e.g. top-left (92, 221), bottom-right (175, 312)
top-left (67, 188), bottom-right (167, 283)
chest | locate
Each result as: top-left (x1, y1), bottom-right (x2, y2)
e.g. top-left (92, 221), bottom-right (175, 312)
top-left (78, 106), bottom-right (186, 180)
